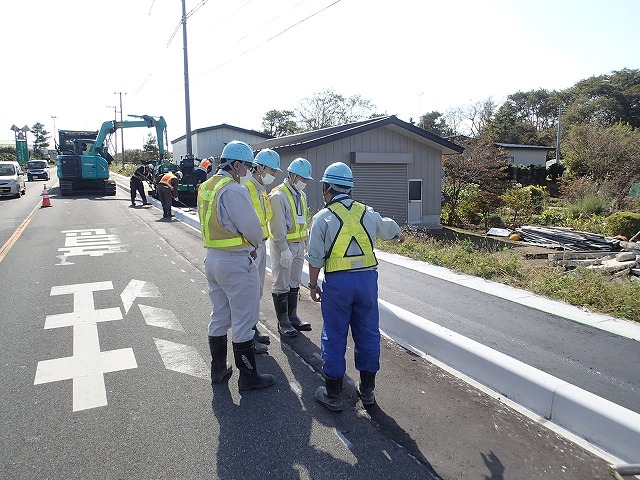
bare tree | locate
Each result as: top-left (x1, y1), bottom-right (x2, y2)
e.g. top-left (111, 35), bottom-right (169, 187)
top-left (296, 88), bottom-right (375, 131)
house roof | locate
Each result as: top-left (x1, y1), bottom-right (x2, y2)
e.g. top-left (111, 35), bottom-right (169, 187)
top-left (254, 115), bottom-right (464, 154)
top-left (171, 123), bottom-right (272, 144)
top-left (495, 142), bottom-right (554, 150)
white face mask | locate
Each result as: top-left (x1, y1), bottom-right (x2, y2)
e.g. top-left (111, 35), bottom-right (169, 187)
top-left (234, 163), bottom-right (251, 185)
top-left (262, 172), bottom-right (276, 185)
top-left (293, 179), bottom-right (307, 191)
top-left (239, 170), bottom-right (252, 186)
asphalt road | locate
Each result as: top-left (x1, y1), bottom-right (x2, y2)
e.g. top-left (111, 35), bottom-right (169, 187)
top-left (0, 181), bottom-right (613, 479)
top-left (376, 261), bottom-right (640, 414)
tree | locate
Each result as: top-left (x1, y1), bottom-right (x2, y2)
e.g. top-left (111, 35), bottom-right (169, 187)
top-left (296, 88), bottom-right (375, 131)
top-left (143, 133), bottom-right (159, 157)
top-left (417, 111), bottom-right (454, 137)
top-left (562, 122), bottom-right (640, 206)
top-left (31, 122), bottom-right (50, 158)
top-left (262, 109), bottom-right (299, 137)
top-left (442, 136), bottom-right (512, 225)
top-left (564, 68), bottom-right (640, 129)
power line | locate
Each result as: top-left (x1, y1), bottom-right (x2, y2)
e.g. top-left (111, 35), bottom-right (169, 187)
top-left (167, 0), bottom-right (211, 47)
top-left (195, 0), bottom-right (342, 81)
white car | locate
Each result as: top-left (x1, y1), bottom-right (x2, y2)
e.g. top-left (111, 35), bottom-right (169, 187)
top-left (0, 161), bottom-right (27, 198)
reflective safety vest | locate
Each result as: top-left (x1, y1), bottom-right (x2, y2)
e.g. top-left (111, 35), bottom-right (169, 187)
top-left (273, 183), bottom-right (308, 242)
top-left (159, 172), bottom-right (177, 189)
top-left (325, 201), bottom-right (377, 272)
top-left (198, 175), bottom-right (250, 250)
top-left (196, 159), bottom-right (211, 173)
top-left (246, 180), bottom-right (272, 239)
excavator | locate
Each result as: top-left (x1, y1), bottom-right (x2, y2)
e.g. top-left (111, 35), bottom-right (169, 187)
top-left (56, 114), bottom-right (168, 196)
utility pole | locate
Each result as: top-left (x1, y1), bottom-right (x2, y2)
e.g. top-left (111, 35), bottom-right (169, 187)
top-left (106, 105), bottom-right (118, 161)
top-left (51, 115), bottom-right (57, 150)
top-left (181, 0), bottom-right (193, 159)
top-left (555, 104), bottom-right (565, 164)
top-left (114, 91), bottom-right (127, 165)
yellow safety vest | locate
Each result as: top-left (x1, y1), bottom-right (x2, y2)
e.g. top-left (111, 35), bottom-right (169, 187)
top-left (246, 180), bottom-right (272, 239)
top-left (273, 183), bottom-right (308, 242)
top-left (198, 175), bottom-right (250, 250)
top-left (325, 201), bottom-right (377, 272)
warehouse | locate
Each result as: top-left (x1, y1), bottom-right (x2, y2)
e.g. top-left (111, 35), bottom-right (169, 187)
top-left (254, 115), bottom-right (463, 228)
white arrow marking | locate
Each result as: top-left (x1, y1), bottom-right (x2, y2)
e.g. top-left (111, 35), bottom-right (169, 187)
top-left (153, 338), bottom-right (209, 379)
top-left (120, 280), bottom-right (160, 314)
top-left (139, 304), bottom-right (185, 331)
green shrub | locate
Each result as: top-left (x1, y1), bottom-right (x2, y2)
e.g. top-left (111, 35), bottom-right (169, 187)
top-left (540, 207), bottom-right (565, 225)
top-left (605, 211), bottom-right (640, 238)
top-left (566, 195), bottom-right (609, 218)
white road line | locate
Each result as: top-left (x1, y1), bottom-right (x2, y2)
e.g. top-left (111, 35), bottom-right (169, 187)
top-left (35, 282), bottom-right (138, 412)
top-left (120, 279), bottom-right (161, 314)
top-left (139, 304), bottom-right (185, 331)
top-left (153, 338), bottom-right (209, 379)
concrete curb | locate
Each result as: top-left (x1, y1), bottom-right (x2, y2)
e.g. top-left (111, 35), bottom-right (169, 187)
top-left (377, 300), bottom-right (640, 463)
top-left (113, 174), bottom-right (639, 462)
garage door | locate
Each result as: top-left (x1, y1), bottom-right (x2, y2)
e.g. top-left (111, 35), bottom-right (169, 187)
top-left (351, 164), bottom-right (407, 223)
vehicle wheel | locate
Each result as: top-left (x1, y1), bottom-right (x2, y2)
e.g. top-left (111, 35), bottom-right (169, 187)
top-left (27, 176), bottom-right (32, 182)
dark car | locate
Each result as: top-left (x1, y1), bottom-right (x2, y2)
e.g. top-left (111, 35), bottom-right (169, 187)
top-left (27, 160), bottom-right (50, 181)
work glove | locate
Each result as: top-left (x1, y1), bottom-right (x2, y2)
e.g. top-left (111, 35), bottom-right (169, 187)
top-left (280, 249), bottom-right (293, 269)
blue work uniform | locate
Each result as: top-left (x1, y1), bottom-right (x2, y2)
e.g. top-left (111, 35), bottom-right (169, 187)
top-left (307, 194), bottom-right (401, 379)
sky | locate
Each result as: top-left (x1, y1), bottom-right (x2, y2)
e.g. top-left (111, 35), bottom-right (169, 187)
top-left (1, 0), bottom-right (638, 152)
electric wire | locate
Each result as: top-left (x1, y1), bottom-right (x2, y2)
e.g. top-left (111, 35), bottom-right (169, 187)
top-left (195, 0), bottom-right (342, 81)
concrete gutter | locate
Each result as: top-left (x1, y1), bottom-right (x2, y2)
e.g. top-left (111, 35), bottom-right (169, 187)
top-left (114, 174), bottom-right (640, 462)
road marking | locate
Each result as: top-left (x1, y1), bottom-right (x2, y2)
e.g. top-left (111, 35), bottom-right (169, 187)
top-left (57, 229), bottom-right (126, 264)
top-left (34, 282), bottom-right (137, 412)
top-left (139, 304), bottom-right (184, 331)
top-left (120, 279), bottom-right (161, 314)
top-left (153, 339), bottom-right (208, 379)
top-left (0, 201), bottom-right (41, 264)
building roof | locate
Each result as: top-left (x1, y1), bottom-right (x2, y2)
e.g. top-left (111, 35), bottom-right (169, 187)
top-left (495, 142), bottom-right (554, 150)
top-left (254, 115), bottom-right (464, 154)
top-left (171, 123), bottom-right (272, 144)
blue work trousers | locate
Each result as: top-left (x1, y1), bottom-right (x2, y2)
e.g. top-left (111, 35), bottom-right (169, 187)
top-left (320, 270), bottom-right (380, 379)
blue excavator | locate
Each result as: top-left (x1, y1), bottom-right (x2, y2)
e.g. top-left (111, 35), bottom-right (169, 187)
top-left (56, 114), bottom-right (168, 196)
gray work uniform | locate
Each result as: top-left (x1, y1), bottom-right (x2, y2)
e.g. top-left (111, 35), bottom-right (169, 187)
top-left (268, 179), bottom-right (307, 295)
top-left (202, 170), bottom-right (264, 343)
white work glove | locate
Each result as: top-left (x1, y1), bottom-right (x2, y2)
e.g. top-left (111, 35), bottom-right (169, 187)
top-left (280, 249), bottom-right (293, 269)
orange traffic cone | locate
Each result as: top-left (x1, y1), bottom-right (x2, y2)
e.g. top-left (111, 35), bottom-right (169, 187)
top-left (41, 185), bottom-right (52, 208)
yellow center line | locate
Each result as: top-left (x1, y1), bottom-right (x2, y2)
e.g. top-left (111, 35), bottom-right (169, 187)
top-left (0, 199), bottom-right (48, 264)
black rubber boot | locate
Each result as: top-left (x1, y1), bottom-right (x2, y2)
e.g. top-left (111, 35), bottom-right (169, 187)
top-left (208, 335), bottom-right (232, 384)
top-left (358, 371), bottom-right (377, 405)
top-left (273, 292), bottom-right (297, 337)
top-left (232, 340), bottom-right (275, 391)
top-left (253, 324), bottom-right (270, 344)
top-left (288, 287), bottom-right (312, 331)
top-left (315, 376), bottom-right (344, 412)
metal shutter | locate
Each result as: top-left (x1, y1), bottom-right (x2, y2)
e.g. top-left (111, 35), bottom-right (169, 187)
top-left (351, 164), bottom-right (407, 223)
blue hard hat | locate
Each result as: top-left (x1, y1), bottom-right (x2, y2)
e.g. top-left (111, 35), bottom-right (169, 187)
top-left (253, 149), bottom-right (282, 171)
top-left (220, 140), bottom-right (254, 164)
top-left (287, 158), bottom-right (313, 180)
top-left (321, 162), bottom-right (353, 188)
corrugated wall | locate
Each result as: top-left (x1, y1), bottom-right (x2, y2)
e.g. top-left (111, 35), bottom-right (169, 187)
top-left (352, 164), bottom-right (408, 223)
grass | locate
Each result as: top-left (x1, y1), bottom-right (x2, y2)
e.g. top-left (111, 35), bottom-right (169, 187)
top-left (378, 233), bottom-right (640, 322)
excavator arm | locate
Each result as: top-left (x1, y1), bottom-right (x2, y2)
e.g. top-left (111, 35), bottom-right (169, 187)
top-left (92, 114), bottom-right (167, 159)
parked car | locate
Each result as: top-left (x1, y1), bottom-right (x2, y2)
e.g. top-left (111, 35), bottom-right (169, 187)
top-left (27, 160), bottom-right (50, 181)
top-left (0, 161), bottom-right (26, 198)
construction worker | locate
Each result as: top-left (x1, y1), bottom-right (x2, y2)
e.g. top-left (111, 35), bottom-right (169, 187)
top-left (198, 140), bottom-right (275, 391)
top-left (246, 148), bottom-right (281, 349)
top-left (307, 162), bottom-right (405, 412)
top-left (130, 162), bottom-right (154, 206)
top-left (194, 157), bottom-right (213, 190)
top-left (158, 170), bottom-right (182, 218)
top-left (268, 158), bottom-right (313, 337)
